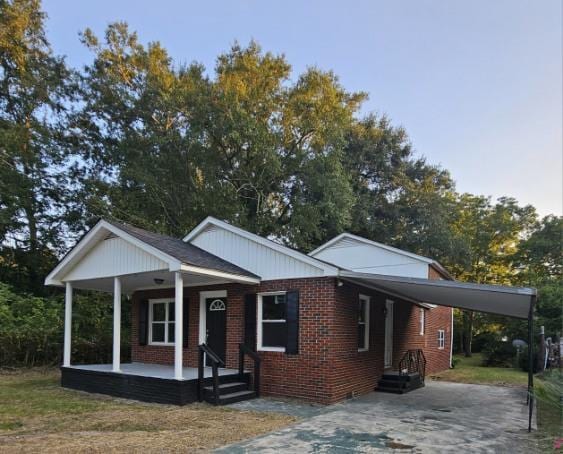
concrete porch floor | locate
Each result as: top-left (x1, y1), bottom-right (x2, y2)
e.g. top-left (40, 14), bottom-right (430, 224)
top-left (220, 381), bottom-right (537, 453)
top-left (69, 362), bottom-right (239, 380)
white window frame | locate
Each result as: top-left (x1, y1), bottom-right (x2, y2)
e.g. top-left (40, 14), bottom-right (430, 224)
top-left (148, 298), bottom-right (175, 346)
top-left (257, 291), bottom-right (287, 352)
top-left (358, 294), bottom-right (370, 352)
top-left (419, 308), bottom-right (425, 335)
top-left (438, 329), bottom-right (445, 349)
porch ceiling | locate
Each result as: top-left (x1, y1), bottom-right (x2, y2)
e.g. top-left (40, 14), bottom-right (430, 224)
top-left (67, 269), bottom-right (242, 294)
top-left (340, 271), bottom-right (535, 319)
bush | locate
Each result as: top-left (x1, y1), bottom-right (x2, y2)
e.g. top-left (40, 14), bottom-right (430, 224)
top-left (472, 331), bottom-right (499, 353)
top-left (481, 337), bottom-right (516, 367)
top-left (0, 282), bottom-right (130, 367)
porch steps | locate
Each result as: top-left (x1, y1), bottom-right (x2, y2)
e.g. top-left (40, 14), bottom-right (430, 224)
top-left (203, 381), bottom-right (256, 405)
top-left (376, 371), bottom-right (424, 394)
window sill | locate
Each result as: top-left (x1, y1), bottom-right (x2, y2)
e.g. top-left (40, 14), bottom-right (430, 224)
top-left (148, 342), bottom-right (175, 347)
top-left (258, 347), bottom-right (286, 353)
top-left (358, 348), bottom-right (369, 352)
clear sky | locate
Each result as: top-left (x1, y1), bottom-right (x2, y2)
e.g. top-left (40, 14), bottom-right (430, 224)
top-left (42, 0), bottom-right (562, 216)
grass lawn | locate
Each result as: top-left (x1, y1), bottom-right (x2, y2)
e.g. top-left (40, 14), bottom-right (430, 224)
top-left (0, 368), bottom-right (295, 453)
top-left (429, 353), bottom-right (528, 387)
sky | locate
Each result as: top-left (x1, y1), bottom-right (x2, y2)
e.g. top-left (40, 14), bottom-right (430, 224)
top-left (42, 0), bottom-right (562, 216)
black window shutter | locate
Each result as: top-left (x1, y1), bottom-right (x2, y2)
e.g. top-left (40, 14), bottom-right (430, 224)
top-left (286, 290), bottom-right (299, 355)
top-left (244, 293), bottom-right (257, 350)
top-left (183, 297), bottom-right (189, 348)
top-left (139, 299), bottom-right (149, 346)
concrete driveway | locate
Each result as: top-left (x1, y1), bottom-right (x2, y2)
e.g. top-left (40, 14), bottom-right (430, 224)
top-left (219, 381), bottom-right (537, 453)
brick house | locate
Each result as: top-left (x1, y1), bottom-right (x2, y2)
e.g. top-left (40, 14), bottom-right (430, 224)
top-left (45, 217), bottom-right (477, 405)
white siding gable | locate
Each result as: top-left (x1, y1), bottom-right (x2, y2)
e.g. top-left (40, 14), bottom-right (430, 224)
top-left (63, 236), bottom-right (168, 282)
top-left (189, 224), bottom-right (332, 280)
top-left (310, 235), bottom-right (429, 278)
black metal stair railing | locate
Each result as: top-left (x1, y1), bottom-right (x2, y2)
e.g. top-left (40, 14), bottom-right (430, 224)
top-left (398, 349), bottom-right (426, 383)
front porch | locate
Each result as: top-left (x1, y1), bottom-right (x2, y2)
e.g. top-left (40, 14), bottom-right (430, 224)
top-left (61, 362), bottom-right (251, 405)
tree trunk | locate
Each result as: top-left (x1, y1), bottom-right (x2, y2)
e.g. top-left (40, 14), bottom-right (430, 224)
top-left (462, 310), bottom-right (474, 357)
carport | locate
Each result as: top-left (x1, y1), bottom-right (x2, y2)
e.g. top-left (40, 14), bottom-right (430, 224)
top-left (339, 271), bottom-right (537, 432)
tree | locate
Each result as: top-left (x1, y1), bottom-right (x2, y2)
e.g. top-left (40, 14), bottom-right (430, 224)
top-left (76, 28), bottom-right (365, 247)
top-left (0, 0), bottom-right (77, 294)
top-left (447, 195), bottom-right (537, 356)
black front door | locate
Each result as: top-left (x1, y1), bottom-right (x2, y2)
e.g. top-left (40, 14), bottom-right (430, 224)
top-left (205, 297), bottom-right (227, 366)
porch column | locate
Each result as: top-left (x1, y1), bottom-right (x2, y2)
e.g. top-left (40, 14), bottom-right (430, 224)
top-left (112, 276), bottom-right (122, 372)
top-left (174, 271), bottom-right (184, 380)
top-left (63, 282), bottom-right (73, 367)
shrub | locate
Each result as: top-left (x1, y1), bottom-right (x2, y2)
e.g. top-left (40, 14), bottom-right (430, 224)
top-left (481, 337), bottom-right (516, 367)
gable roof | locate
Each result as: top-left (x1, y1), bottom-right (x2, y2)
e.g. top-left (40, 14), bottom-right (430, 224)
top-left (45, 219), bottom-right (259, 286)
top-left (309, 232), bottom-right (453, 280)
top-left (184, 216), bottom-right (340, 275)
top-left (106, 220), bottom-right (260, 279)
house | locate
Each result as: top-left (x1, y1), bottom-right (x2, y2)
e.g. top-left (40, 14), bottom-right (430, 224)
top-left (45, 216), bottom-right (534, 407)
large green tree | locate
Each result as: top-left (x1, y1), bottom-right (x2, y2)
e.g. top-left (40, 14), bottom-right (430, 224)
top-left (447, 195), bottom-right (537, 355)
top-left (0, 0), bottom-right (77, 294)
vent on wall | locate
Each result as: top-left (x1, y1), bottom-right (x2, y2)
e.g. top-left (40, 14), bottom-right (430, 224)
top-left (104, 233), bottom-right (118, 240)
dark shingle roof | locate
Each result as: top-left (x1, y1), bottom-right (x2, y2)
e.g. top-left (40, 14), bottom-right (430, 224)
top-left (107, 220), bottom-right (259, 279)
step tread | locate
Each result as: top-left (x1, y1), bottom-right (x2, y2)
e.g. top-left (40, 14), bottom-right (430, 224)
top-left (219, 390), bottom-right (256, 399)
top-left (203, 381), bottom-right (247, 392)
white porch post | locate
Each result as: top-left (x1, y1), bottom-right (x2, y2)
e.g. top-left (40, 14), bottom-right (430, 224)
top-left (174, 271), bottom-right (184, 380)
top-left (112, 276), bottom-right (122, 372)
top-left (63, 282), bottom-right (73, 367)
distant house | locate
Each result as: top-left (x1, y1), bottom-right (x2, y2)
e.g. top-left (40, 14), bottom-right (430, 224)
top-left (45, 216), bottom-right (531, 406)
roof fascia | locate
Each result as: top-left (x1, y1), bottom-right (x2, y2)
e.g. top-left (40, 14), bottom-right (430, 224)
top-left (180, 264), bottom-right (260, 284)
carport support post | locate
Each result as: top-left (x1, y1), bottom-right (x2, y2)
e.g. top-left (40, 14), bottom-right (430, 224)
top-left (63, 282), bottom-right (72, 367)
top-left (174, 272), bottom-right (184, 380)
top-left (527, 294), bottom-right (536, 432)
top-left (112, 276), bottom-right (122, 372)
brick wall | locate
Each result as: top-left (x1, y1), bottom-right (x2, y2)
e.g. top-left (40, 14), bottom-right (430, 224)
top-left (130, 270), bottom-right (452, 404)
top-left (131, 277), bottom-right (336, 404)
top-left (328, 282), bottom-right (385, 402)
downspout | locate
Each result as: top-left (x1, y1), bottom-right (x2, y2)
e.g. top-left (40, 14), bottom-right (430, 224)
top-left (528, 293), bottom-right (536, 432)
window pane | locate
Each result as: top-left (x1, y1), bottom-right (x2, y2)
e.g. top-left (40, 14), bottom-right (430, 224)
top-left (263, 295), bottom-right (286, 320)
top-left (358, 324), bottom-right (366, 349)
top-left (152, 323), bottom-right (165, 342)
top-left (153, 303), bottom-right (166, 321)
top-left (358, 301), bottom-right (366, 323)
top-left (169, 302), bottom-right (175, 321)
top-left (168, 322), bottom-right (175, 343)
top-left (262, 322), bottom-right (286, 347)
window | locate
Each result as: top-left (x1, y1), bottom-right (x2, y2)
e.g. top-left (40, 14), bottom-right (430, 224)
top-left (419, 308), bottom-right (425, 335)
top-left (438, 329), bottom-right (445, 349)
top-left (358, 295), bottom-right (370, 351)
top-left (149, 300), bottom-right (175, 345)
top-left (258, 292), bottom-right (287, 351)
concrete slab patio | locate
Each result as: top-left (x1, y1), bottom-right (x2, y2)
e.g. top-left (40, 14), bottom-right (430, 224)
top-left (220, 381), bottom-right (537, 453)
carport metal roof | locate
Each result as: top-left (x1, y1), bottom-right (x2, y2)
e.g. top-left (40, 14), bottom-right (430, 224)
top-left (340, 270), bottom-right (537, 432)
top-left (339, 270), bottom-right (536, 319)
